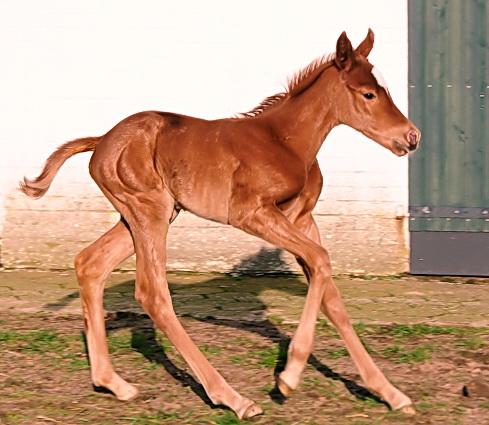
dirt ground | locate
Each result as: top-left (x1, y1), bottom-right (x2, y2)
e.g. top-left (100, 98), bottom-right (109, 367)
top-left (1, 270), bottom-right (489, 425)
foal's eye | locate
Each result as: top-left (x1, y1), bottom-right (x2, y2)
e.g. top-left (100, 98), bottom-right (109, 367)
top-left (363, 93), bottom-right (376, 100)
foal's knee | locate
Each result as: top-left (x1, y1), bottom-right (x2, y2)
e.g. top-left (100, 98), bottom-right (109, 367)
top-left (305, 247), bottom-right (332, 279)
top-left (135, 285), bottom-right (172, 317)
top-left (75, 250), bottom-right (102, 282)
top-left (322, 284), bottom-right (351, 328)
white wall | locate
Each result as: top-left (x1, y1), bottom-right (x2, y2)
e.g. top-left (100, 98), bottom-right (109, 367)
top-left (0, 0), bottom-right (410, 273)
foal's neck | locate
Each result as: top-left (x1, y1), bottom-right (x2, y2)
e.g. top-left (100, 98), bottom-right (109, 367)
top-left (264, 65), bottom-right (340, 167)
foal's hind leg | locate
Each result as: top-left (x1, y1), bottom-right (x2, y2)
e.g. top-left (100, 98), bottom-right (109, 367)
top-left (75, 219), bottom-right (137, 400)
top-left (102, 189), bottom-right (261, 419)
top-left (293, 212), bottom-right (415, 413)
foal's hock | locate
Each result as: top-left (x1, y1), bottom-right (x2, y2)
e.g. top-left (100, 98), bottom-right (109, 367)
top-left (21, 30), bottom-right (420, 419)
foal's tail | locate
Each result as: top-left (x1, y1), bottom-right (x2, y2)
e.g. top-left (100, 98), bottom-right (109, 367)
top-left (19, 136), bottom-right (101, 199)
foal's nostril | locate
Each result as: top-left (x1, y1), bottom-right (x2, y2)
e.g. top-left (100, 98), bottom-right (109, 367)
top-left (408, 130), bottom-right (419, 150)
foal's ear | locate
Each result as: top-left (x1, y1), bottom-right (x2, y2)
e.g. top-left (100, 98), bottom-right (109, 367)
top-left (356, 28), bottom-right (375, 58)
top-left (335, 31), bottom-right (354, 71)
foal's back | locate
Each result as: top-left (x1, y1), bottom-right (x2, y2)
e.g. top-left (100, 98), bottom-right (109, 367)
top-left (89, 110), bottom-right (306, 224)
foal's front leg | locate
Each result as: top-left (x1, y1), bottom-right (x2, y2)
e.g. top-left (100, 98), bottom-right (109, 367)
top-left (320, 279), bottom-right (415, 413)
top-left (230, 204), bottom-right (331, 398)
top-left (295, 213), bottom-right (415, 413)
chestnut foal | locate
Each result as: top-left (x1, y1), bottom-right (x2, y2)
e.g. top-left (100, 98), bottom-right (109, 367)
top-left (21, 30), bottom-right (420, 418)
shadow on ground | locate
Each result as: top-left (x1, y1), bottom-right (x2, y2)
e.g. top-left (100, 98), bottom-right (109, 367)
top-left (43, 248), bottom-right (383, 409)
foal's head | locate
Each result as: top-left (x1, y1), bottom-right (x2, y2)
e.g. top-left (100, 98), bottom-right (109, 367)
top-left (333, 29), bottom-right (420, 156)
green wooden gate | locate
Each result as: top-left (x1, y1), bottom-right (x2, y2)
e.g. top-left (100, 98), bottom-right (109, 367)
top-left (408, 0), bottom-right (489, 275)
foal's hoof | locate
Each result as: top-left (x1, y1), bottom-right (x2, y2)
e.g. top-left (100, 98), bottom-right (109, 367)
top-left (277, 376), bottom-right (294, 398)
top-left (237, 402), bottom-right (263, 419)
top-left (398, 404), bottom-right (417, 415)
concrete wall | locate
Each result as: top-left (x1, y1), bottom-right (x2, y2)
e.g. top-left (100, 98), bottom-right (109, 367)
top-left (0, 0), bottom-right (410, 275)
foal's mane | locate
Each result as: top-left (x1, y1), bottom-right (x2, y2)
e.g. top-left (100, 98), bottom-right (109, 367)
top-left (238, 52), bottom-right (336, 118)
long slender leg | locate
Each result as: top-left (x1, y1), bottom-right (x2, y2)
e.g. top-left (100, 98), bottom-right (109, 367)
top-left (230, 204), bottom-right (331, 399)
top-left (105, 189), bottom-right (262, 419)
top-left (74, 219), bottom-right (137, 400)
top-left (294, 212), bottom-right (415, 413)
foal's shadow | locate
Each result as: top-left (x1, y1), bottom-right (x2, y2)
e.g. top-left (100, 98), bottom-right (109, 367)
top-left (44, 248), bottom-right (383, 408)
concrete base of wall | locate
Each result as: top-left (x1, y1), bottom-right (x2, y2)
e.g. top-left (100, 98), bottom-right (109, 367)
top-left (2, 203), bottom-right (409, 275)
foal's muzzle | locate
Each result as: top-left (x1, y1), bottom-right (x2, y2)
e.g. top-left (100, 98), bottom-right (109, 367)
top-left (408, 130), bottom-right (420, 151)
top-left (394, 129), bottom-right (420, 156)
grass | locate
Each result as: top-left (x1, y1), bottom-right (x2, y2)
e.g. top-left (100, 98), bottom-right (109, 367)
top-left (0, 329), bottom-right (75, 353)
top-left (108, 333), bottom-right (133, 354)
top-left (68, 357), bottom-right (90, 371)
top-left (391, 324), bottom-right (465, 337)
top-left (267, 314), bottom-right (285, 324)
top-left (456, 336), bottom-right (486, 349)
top-left (395, 324), bottom-right (487, 337)
top-left (200, 345), bottom-right (223, 356)
top-left (353, 322), bottom-right (368, 333)
top-left (380, 343), bottom-right (434, 363)
top-left (303, 377), bottom-right (344, 399)
top-left (250, 344), bottom-right (288, 368)
top-left (116, 409), bottom-right (255, 425)
top-left (326, 347), bottom-right (350, 359)
top-left (119, 411), bottom-right (187, 424)
top-left (208, 410), bottom-right (243, 425)
top-left (2, 322), bottom-right (485, 370)
top-left (131, 331), bottom-right (173, 355)
top-left (2, 413), bottom-right (32, 425)
top-left (385, 324), bottom-right (487, 360)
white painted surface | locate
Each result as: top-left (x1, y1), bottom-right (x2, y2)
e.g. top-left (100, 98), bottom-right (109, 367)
top-left (0, 0), bottom-right (410, 272)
